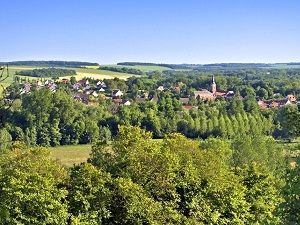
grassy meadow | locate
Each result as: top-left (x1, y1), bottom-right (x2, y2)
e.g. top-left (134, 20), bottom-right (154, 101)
top-left (277, 138), bottom-right (300, 159)
top-left (50, 144), bottom-right (92, 167)
top-left (0, 66), bottom-right (31, 87)
top-left (50, 139), bottom-right (162, 167)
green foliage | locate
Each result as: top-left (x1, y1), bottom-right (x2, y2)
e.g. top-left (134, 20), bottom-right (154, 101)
top-left (0, 125), bottom-right (291, 224)
top-left (0, 147), bottom-right (69, 224)
top-left (3, 60), bottom-right (99, 67)
top-left (280, 157), bottom-right (300, 224)
top-left (0, 128), bottom-right (12, 152)
top-left (108, 177), bottom-right (167, 224)
top-left (232, 134), bottom-right (285, 174)
top-left (235, 163), bottom-right (283, 224)
top-left (86, 126), bottom-right (285, 224)
top-left (99, 66), bottom-right (144, 75)
top-left (279, 105), bottom-right (300, 139)
top-left (68, 163), bottom-right (111, 224)
top-left (10, 88), bottom-right (101, 146)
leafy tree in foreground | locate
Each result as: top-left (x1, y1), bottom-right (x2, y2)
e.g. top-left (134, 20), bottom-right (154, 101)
top-left (0, 125), bottom-right (288, 224)
top-left (87, 126), bottom-right (284, 224)
top-left (0, 147), bottom-right (69, 224)
top-left (68, 163), bottom-right (111, 224)
top-left (235, 163), bottom-right (283, 225)
top-left (0, 128), bottom-right (12, 152)
top-left (281, 161), bottom-right (300, 225)
top-left (279, 105), bottom-right (300, 140)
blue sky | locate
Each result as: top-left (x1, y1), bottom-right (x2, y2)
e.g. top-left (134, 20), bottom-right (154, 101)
top-left (1, 0), bottom-right (299, 64)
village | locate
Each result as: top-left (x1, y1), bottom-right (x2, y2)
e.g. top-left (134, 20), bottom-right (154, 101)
top-left (10, 75), bottom-right (297, 111)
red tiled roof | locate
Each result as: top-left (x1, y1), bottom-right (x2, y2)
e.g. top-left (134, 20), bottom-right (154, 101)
top-left (183, 105), bottom-right (194, 110)
top-left (113, 99), bottom-right (123, 103)
top-left (215, 91), bottom-right (227, 96)
top-left (180, 98), bottom-right (189, 104)
top-left (135, 98), bottom-right (147, 103)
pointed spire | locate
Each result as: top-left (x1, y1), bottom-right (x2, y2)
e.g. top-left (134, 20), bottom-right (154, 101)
top-left (211, 75), bottom-right (216, 95)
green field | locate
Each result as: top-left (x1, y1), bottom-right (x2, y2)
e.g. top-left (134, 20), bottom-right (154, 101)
top-left (50, 144), bottom-right (92, 167)
top-left (0, 66), bottom-right (25, 87)
top-left (0, 65), bottom-right (144, 90)
top-left (277, 138), bottom-right (300, 159)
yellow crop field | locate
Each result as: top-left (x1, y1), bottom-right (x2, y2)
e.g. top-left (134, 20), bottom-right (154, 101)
top-left (60, 71), bottom-right (132, 80)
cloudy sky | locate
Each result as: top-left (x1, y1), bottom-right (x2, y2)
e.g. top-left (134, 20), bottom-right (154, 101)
top-left (1, 0), bottom-right (300, 64)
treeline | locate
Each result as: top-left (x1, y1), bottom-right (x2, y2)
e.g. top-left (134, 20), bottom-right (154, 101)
top-left (117, 62), bottom-right (300, 70)
top-left (15, 68), bottom-right (76, 78)
top-left (287, 62), bottom-right (300, 65)
top-left (1, 60), bottom-right (99, 67)
top-left (164, 67), bottom-right (300, 83)
top-left (117, 62), bottom-right (189, 69)
top-left (202, 63), bottom-right (273, 68)
top-left (0, 126), bottom-right (299, 224)
top-left (99, 66), bottom-right (144, 75)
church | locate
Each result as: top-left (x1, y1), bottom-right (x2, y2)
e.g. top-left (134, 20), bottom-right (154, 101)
top-left (192, 76), bottom-right (217, 101)
top-left (192, 76), bottom-right (234, 101)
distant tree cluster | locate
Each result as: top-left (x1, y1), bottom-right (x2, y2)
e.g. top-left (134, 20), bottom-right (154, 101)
top-left (99, 66), bottom-right (144, 75)
top-left (117, 62), bottom-right (189, 69)
top-left (118, 62), bottom-right (300, 70)
top-left (1, 60), bottom-right (99, 67)
top-left (202, 63), bottom-right (273, 68)
top-left (15, 68), bottom-right (76, 78)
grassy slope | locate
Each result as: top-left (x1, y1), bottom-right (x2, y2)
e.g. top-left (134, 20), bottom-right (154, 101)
top-left (0, 66), bottom-right (32, 87)
top-left (50, 144), bottom-right (92, 167)
top-left (277, 138), bottom-right (300, 158)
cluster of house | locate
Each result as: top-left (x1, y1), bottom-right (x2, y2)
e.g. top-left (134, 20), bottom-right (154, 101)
top-left (257, 94), bottom-right (297, 108)
top-left (16, 75), bottom-right (296, 110)
top-left (16, 76), bottom-right (237, 108)
top-left (20, 80), bottom-right (57, 94)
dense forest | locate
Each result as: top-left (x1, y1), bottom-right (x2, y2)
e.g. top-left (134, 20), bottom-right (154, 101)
top-left (1, 64), bottom-right (300, 224)
top-left (15, 68), bottom-right (76, 78)
top-left (117, 61), bottom-right (300, 70)
top-left (117, 62), bottom-right (190, 69)
top-left (99, 66), bottom-right (144, 75)
top-left (1, 61), bottom-right (99, 67)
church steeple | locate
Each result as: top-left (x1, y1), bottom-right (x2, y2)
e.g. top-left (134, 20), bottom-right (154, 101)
top-left (211, 75), bottom-right (216, 95)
